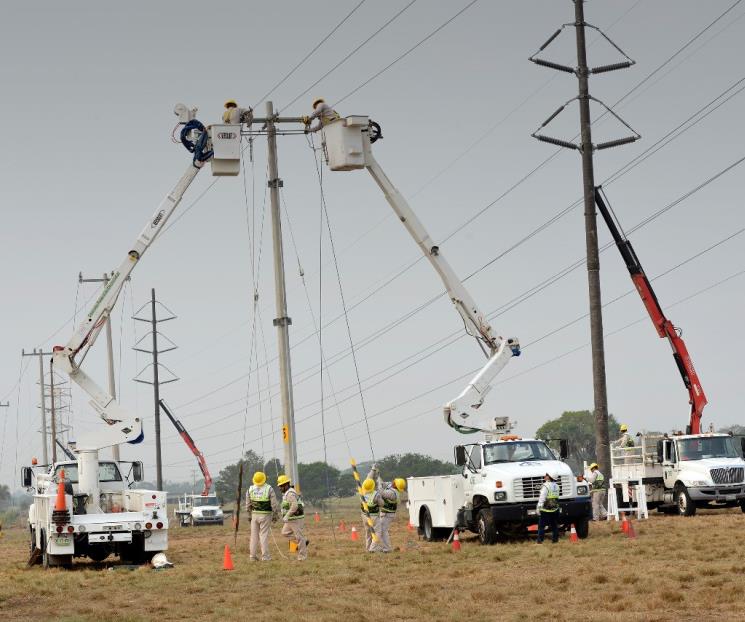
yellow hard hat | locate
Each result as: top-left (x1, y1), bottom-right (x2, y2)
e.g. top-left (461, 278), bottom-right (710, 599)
top-left (393, 478), bottom-right (406, 492)
top-left (224, 99), bottom-right (237, 108)
top-left (311, 97), bottom-right (325, 108)
top-left (588, 463), bottom-right (598, 471)
top-left (620, 424), bottom-right (628, 432)
top-left (277, 474), bottom-right (291, 487)
top-left (252, 471), bottom-right (266, 486)
top-left (362, 478), bottom-right (375, 493)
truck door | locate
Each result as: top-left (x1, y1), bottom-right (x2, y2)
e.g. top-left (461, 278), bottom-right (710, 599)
top-left (661, 439), bottom-right (678, 488)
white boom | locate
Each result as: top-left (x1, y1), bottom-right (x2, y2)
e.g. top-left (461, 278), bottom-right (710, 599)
top-left (321, 116), bottom-right (520, 434)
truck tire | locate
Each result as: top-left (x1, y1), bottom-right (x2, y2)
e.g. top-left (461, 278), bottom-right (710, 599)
top-left (420, 507), bottom-right (437, 541)
top-left (41, 531), bottom-right (72, 569)
top-left (574, 517), bottom-right (590, 539)
top-left (87, 546), bottom-right (111, 563)
top-left (29, 528), bottom-right (42, 565)
top-left (675, 485), bottom-right (696, 516)
top-left (740, 499), bottom-right (745, 514)
top-left (477, 508), bottom-right (497, 545)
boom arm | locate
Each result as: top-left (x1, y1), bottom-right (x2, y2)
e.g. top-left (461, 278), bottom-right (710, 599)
top-left (594, 186), bottom-right (707, 434)
top-left (328, 121), bottom-right (520, 434)
top-left (54, 152), bottom-right (205, 451)
top-left (160, 400), bottom-right (213, 496)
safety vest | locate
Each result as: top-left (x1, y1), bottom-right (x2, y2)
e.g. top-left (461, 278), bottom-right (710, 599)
top-left (362, 491), bottom-right (379, 515)
top-left (382, 489), bottom-right (398, 513)
top-left (591, 472), bottom-right (607, 492)
top-left (281, 489), bottom-right (304, 520)
top-left (320, 109), bottom-right (341, 126)
top-left (249, 484), bottom-right (272, 514)
top-left (624, 436), bottom-right (635, 448)
top-left (541, 482), bottom-right (560, 512)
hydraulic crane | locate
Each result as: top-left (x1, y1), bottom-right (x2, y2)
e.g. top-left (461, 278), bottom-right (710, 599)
top-left (594, 186), bottom-right (707, 434)
top-left (159, 400), bottom-right (212, 496)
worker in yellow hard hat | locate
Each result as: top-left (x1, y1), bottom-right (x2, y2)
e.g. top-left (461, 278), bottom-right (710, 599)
top-left (376, 475), bottom-right (406, 553)
top-left (222, 99), bottom-right (254, 125)
top-left (245, 471), bottom-right (279, 561)
top-left (585, 463), bottom-right (608, 521)
top-left (302, 96), bottom-right (341, 133)
top-left (277, 474), bottom-right (307, 560)
top-left (360, 474), bottom-right (382, 553)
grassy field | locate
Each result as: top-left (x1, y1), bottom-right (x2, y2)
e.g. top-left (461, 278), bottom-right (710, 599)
top-left (1, 501), bottom-right (743, 622)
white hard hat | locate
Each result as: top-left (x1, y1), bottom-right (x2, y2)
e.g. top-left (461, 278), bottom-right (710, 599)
top-left (151, 552), bottom-right (174, 569)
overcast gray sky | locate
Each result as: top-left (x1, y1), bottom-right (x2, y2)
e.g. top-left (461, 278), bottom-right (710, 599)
top-left (1, 1), bottom-right (743, 488)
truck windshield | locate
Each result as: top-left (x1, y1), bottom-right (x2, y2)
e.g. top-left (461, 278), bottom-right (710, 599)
top-left (483, 441), bottom-right (555, 464)
top-left (192, 496), bottom-right (218, 507)
top-left (677, 437), bottom-right (739, 460)
top-left (53, 462), bottom-right (122, 483)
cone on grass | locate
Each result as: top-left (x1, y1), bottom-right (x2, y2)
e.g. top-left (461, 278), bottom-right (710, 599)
top-left (222, 544), bottom-right (234, 570)
top-left (339, 520), bottom-right (346, 532)
top-left (621, 513), bottom-right (629, 534)
top-left (314, 512), bottom-right (320, 523)
top-left (626, 518), bottom-right (637, 540)
top-left (350, 526), bottom-right (359, 541)
top-left (407, 521), bottom-right (415, 532)
top-left (54, 469), bottom-right (67, 512)
top-left (569, 524), bottom-right (579, 543)
top-left (451, 529), bottom-right (461, 552)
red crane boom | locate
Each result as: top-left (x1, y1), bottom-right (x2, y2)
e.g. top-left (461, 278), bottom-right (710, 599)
top-left (594, 187), bottom-right (707, 434)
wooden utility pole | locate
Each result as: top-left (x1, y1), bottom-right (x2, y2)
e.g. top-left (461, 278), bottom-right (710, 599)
top-left (530, 1), bottom-right (639, 473)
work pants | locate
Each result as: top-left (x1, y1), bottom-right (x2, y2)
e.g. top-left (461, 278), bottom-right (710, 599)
top-left (281, 519), bottom-right (307, 560)
top-left (249, 513), bottom-right (272, 561)
top-left (537, 511), bottom-right (559, 543)
top-left (591, 491), bottom-right (607, 521)
top-left (362, 514), bottom-right (380, 552)
top-left (374, 512), bottom-right (395, 553)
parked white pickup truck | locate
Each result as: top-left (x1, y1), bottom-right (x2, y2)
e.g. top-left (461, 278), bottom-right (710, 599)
top-left (175, 493), bottom-right (224, 526)
top-left (408, 432), bottom-right (591, 544)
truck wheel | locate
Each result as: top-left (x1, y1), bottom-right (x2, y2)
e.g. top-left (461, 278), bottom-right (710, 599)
top-left (87, 546), bottom-right (111, 563)
top-left (574, 517), bottom-right (590, 539)
top-left (739, 499), bottom-right (745, 514)
top-left (420, 507), bottom-right (437, 541)
top-left (477, 509), bottom-right (497, 545)
top-left (29, 528), bottom-right (42, 565)
top-left (675, 485), bottom-right (696, 516)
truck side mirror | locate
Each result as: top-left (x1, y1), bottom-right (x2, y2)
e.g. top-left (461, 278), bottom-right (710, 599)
top-left (656, 441), bottom-right (663, 464)
top-left (132, 461), bottom-right (144, 482)
top-left (454, 446), bottom-right (467, 467)
top-left (21, 466), bottom-right (33, 488)
top-left (741, 437), bottom-right (745, 459)
top-left (559, 439), bottom-right (568, 460)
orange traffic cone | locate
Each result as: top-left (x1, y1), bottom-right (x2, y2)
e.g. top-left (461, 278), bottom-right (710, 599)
top-left (54, 469), bottom-right (67, 512)
top-left (569, 524), bottom-right (579, 543)
top-left (339, 520), bottom-right (346, 532)
top-left (527, 524), bottom-right (538, 533)
top-left (621, 513), bottom-right (629, 534)
top-left (451, 529), bottom-right (461, 552)
top-left (350, 526), bottom-right (359, 541)
top-left (627, 518), bottom-right (637, 540)
top-left (407, 521), bottom-right (415, 532)
top-left (314, 512), bottom-right (320, 523)
top-left (222, 544), bottom-right (234, 570)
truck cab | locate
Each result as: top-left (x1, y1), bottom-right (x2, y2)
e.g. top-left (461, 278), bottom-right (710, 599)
top-left (175, 494), bottom-right (224, 527)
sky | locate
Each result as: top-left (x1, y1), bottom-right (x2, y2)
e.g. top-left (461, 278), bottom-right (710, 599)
top-left (1, 0), bottom-right (744, 488)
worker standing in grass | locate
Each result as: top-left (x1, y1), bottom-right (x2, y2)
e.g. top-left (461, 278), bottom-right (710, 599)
top-left (536, 472), bottom-right (560, 544)
top-left (585, 463), bottom-right (608, 521)
top-left (302, 97), bottom-right (341, 133)
top-left (246, 471), bottom-right (279, 561)
top-left (360, 476), bottom-right (382, 553)
top-left (366, 463), bottom-right (406, 553)
top-left (278, 474), bottom-right (307, 561)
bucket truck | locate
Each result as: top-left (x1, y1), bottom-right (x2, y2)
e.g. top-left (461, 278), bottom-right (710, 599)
top-left (595, 187), bottom-right (745, 516)
top-left (319, 118), bottom-right (591, 542)
top-left (22, 105), bottom-right (242, 566)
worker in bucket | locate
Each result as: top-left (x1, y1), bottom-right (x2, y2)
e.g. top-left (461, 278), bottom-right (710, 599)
top-left (277, 474), bottom-right (307, 561)
top-left (246, 471), bottom-right (279, 561)
top-left (612, 424), bottom-right (635, 448)
top-left (222, 99), bottom-right (253, 124)
top-left (302, 97), bottom-right (341, 133)
top-left (360, 477), bottom-right (382, 552)
top-left (536, 472), bottom-right (560, 544)
top-left (367, 463), bottom-right (405, 553)
top-left (585, 463), bottom-right (608, 521)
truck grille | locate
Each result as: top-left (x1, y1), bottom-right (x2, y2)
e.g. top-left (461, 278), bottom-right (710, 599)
top-left (202, 510), bottom-right (216, 517)
top-left (513, 476), bottom-right (570, 501)
top-left (710, 467), bottom-right (744, 485)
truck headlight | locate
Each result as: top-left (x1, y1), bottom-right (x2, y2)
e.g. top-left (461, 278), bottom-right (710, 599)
top-left (577, 485), bottom-right (588, 495)
top-left (494, 491), bottom-right (507, 502)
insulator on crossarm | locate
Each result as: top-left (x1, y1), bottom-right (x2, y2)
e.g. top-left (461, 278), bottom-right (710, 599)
top-left (537, 28), bottom-right (562, 52)
top-left (533, 134), bottom-right (579, 150)
top-left (591, 61), bottom-right (633, 74)
top-left (530, 58), bottom-right (575, 74)
top-left (596, 136), bottom-right (638, 150)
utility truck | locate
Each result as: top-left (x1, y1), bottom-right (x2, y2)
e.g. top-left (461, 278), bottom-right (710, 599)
top-left (175, 494), bottom-right (224, 527)
top-left (405, 419), bottom-right (591, 543)
top-left (22, 104), bottom-right (231, 567)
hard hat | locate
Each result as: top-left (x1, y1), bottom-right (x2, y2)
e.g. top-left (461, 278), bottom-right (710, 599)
top-left (277, 474), bottom-right (291, 487)
top-left (151, 552), bottom-right (174, 569)
top-left (546, 472), bottom-right (559, 481)
top-left (311, 97), bottom-right (325, 108)
top-left (224, 99), bottom-right (237, 108)
top-left (620, 424), bottom-right (628, 432)
top-left (362, 478), bottom-right (376, 493)
top-left (588, 463), bottom-right (598, 471)
top-left (252, 471), bottom-right (266, 486)
top-left (393, 478), bottom-right (406, 492)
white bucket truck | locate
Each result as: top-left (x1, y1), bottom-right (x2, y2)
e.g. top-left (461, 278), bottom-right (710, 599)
top-left (407, 419), bottom-right (591, 544)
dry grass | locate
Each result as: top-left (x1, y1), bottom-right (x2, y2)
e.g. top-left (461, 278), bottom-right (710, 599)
top-left (1, 501), bottom-right (744, 622)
